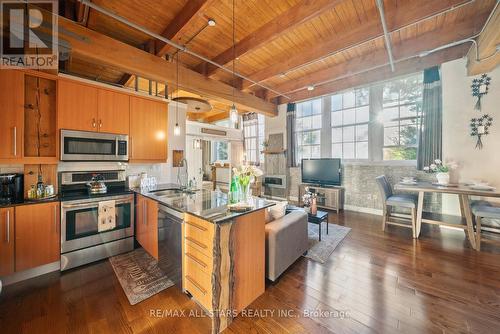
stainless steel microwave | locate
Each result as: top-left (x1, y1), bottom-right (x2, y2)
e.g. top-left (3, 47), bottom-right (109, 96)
top-left (61, 130), bottom-right (128, 161)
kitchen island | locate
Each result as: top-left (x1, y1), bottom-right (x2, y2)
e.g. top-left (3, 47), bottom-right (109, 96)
top-left (133, 185), bottom-right (274, 334)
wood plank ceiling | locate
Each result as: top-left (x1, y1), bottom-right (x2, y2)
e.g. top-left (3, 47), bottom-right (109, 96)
top-left (60, 0), bottom-right (498, 121)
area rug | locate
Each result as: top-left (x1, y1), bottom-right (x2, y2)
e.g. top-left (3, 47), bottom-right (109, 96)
top-left (304, 223), bottom-right (351, 264)
top-left (109, 248), bottom-right (175, 305)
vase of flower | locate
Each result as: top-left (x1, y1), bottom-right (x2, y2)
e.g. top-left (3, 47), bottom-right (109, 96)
top-left (233, 164), bottom-right (263, 203)
top-left (436, 172), bottom-right (450, 185)
top-left (311, 197), bottom-right (318, 215)
top-left (423, 159), bottom-right (458, 185)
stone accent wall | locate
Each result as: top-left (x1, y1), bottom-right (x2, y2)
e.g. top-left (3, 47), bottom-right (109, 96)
top-left (289, 164), bottom-right (442, 214)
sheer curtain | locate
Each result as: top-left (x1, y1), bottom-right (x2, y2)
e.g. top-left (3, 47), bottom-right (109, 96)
top-left (417, 66), bottom-right (442, 170)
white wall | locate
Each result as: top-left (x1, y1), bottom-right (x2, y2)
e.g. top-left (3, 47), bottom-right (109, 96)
top-left (442, 58), bottom-right (500, 213)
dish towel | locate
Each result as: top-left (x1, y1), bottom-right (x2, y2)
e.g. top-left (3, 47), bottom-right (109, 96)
top-left (98, 200), bottom-right (116, 232)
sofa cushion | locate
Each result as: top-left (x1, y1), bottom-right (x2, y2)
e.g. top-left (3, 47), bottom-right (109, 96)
top-left (268, 200), bottom-right (287, 221)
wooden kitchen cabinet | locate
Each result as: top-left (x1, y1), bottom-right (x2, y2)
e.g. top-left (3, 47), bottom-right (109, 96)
top-left (15, 202), bottom-right (60, 272)
top-left (58, 79), bottom-right (98, 132)
top-left (0, 70), bottom-right (24, 161)
top-left (136, 195), bottom-right (158, 259)
top-left (97, 89), bottom-right (130, 134)
top-left (130, 96), bottom-right (168, 162)
top-left (0, 208), bottom-right (15, 276)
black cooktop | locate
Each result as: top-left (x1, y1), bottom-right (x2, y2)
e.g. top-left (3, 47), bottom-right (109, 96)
top-left (60, 181), bottom-right (132, 201)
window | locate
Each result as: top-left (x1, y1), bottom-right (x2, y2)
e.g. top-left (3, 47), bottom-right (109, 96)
top-left (211, 141), bottom-right (229, 162)
top-left (243, 113), bottom-right (265, 165)
top-left (331, 88), bottom-right (369, 159)
top-left (382, 74), bottom-right (423, 160)
top-left (295, 99), bottom-right (322, 165)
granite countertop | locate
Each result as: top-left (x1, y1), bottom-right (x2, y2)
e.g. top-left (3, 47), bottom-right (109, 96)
top-left (132, 183), bottom-right (274, 223)
top-left (0, 196), bottom-right (60, 208)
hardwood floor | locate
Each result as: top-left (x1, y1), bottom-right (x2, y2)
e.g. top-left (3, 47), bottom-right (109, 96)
top-left (2, 210), bottom-right (500, 333)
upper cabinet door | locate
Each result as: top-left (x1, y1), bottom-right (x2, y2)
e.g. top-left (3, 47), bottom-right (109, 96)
top-left (58, 80), bottom-right (98, 132)
top-left (130, 97), bottom-right (168, 162)
top-left (97, 89), bottom-right (130, 135)
top-left (0, 70), bottom-right (24, 160)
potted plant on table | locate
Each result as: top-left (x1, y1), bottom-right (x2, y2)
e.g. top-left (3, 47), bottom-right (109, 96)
top-left (423, 159), bottom-right (458, 185)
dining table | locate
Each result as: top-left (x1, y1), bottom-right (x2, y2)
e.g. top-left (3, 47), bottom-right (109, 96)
top-left (395, 182), bottom-right (500, 250)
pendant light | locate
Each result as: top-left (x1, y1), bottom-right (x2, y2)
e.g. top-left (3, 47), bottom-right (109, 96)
top-left (229, 0), bottom-right (238, 126)
top-left (173, 50), bottom-right (181, 136)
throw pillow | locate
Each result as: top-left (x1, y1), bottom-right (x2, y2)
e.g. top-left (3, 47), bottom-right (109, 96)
top-left (268, 201), bottom-right (288, 221)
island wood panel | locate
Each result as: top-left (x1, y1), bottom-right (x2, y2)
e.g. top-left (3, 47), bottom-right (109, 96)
top-left (14, 202), bottom-right (60, 272)
top-left (232, 210), bottom-right (266, 312)
top-left (57, 79), bottom-right (98, 132)
top-left (129, 96), bottom-right (168, 162)
top-left (0, 70), bottom-right (24, 161)
top-left (97, 89), bottom-right (130, 135)
top-left (0, 207), bottom-right (15, 276)
top-left (24, 75), bottom-right (57, 158)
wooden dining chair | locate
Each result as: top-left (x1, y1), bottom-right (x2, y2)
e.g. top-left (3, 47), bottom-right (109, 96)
top-left (375, 175), bottom-right (418, 238)
top-left (471, 202), bottom-right (500, 251)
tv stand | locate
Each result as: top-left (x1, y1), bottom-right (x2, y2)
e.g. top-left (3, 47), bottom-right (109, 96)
top-left (298, 184), bottom-right (344, 213)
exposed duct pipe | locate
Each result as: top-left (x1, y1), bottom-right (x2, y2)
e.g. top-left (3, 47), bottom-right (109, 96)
top-left (375, 0), bottom-right (395, 72)
top-left (77, 0), bottom-right (290, 99)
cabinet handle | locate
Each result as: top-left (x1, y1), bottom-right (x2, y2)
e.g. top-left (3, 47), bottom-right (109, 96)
top-left (6, 210), bottom-right (10, 243)
top-left (13, 127), bottom-right (17, 156)
top-left (99, 119), bottom-right (103, 128)
top-left (54, 205), bottom-right (57, 233)
top-left (92, 118), bottom-right (96, 128)
top-left (143, 201), bottom-right (147, 225)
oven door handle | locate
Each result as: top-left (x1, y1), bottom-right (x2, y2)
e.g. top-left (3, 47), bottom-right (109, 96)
top-left (62, 199), bottom-right (132, 209)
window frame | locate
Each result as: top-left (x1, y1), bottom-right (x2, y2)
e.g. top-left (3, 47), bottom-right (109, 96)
top-left (294, 98), bottom-right (323, 166)
top-left (330, 88), bottom-right (370, 160)
top-left (243, 113), bottom-right (265, 165)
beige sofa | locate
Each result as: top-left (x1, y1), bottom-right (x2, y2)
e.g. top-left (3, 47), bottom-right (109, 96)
top-left (265, 210), bottom-right (309, 281)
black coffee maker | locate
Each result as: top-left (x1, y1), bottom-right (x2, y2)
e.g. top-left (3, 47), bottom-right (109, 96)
top-left (0, 173), bottom-right (24, 204)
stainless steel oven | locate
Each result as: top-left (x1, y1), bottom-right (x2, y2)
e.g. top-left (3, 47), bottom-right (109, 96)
top-left (61, 130), bottom-right (128, 161)
top-left (60, 194), bottom-right (134, 271)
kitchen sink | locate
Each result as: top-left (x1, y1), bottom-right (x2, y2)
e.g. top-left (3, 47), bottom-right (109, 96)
top-left (150, 188), bottom-right (198, 197)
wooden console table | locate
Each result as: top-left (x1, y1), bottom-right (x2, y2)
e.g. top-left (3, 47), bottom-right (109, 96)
top-left (298, 184), bottom-right (344, 213)
top-left (395, 182), bottom-right (500, 251)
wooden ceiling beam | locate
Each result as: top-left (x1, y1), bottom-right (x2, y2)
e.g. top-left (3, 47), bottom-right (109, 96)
top-left (268, 10), bottom-right (489, 98)
top-left (277, 44), bottom-right (469, 104)
top-left (196, 0), bottom-right (344, 77)
top-left (467, 4), bottom-right (500, 75)
top-left (242, 0), bottom-right (472, 91)
top-left (155, 0), bottom-right (215, 57)
top-left (53, 15), bottom-right (277, 116)
top-left (204, 110), bottom-right (230, 123)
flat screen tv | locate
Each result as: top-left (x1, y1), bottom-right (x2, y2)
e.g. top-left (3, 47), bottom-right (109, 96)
top-left (301, 158), bottom-right (341, 186)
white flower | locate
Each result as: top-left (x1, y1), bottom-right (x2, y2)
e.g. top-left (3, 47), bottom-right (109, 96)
top-left (423, 166), bottom-right (430, 171)
top-left (430, 164), bottom-right (437, 170)
top-left (434, 159), bottom-right (441, 164)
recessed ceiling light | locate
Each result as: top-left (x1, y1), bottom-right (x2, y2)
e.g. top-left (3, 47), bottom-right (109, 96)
top-left (208, 19), bottom-right (216, 26)
top-left (307, 85), bottom-right (315, 91)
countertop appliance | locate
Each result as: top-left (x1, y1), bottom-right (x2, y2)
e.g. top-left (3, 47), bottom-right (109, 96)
top-left (59, 170), bottom-right (134, 271)
top-left (157, 204), bottom-right (183, 287)
top-left (0, 173), bottom-right (24, 205)
top-left (60, 129), bottom-right (128, 162)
